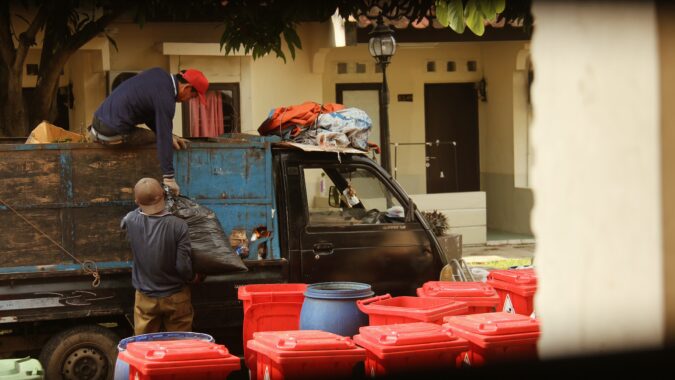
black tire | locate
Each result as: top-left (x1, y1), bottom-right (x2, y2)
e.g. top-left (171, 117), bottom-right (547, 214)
top-left (39, 325), bottom-right (119, 380)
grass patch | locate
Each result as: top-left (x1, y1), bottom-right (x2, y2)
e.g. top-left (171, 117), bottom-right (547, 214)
top-left (467, 258), bottom-right (534, 270)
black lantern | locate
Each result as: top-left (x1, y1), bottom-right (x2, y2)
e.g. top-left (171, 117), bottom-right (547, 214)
top-left (368, 20), bottom-right (397, 66)
top-left (368, 18), bottom-right (396, 174)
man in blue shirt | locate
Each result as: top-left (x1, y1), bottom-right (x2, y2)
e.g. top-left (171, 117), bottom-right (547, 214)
top-left (90, 68), bottom-right (209, 195)
top-left (121, 177), bottom-right (199, 335)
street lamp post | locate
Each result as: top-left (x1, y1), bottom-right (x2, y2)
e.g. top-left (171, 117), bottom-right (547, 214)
top-left (368, 18), bottom-right (396, 174)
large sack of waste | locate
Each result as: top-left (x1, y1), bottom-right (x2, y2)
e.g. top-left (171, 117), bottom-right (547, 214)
top-left (168, 194), bottom-right (248, 274)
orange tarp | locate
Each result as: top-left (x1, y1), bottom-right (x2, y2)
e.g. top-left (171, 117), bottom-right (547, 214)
top-left (258, 101), bottom-right (345, 136)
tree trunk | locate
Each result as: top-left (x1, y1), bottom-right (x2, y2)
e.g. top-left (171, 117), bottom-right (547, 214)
top-left (30, 53), bottom-right (71, 129)
top-left (1, 68), bottom-right (28, 137)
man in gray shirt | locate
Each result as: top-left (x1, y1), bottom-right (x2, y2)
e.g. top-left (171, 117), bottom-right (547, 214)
top-left (121, 177), bottom-right (196, 335)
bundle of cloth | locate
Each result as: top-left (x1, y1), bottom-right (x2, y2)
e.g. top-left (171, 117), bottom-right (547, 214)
top-left (257, 101), bottom-right (373, 151)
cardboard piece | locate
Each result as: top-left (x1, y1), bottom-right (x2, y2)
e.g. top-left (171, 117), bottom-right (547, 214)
top-left (25, 121), bottom-right (85, 144)
top-left (275, 141), bottom-right (367, 154)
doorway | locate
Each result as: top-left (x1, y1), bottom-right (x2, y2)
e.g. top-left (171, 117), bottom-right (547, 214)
top-left (424, 83), bottom-right (480, 193)
top-left (182, 83), bottom-right (240, 137)
top-left (336, 83), bottom-right (381, 163)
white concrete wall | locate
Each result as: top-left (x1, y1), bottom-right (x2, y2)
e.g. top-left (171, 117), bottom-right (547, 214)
top-left (531, 1), bottom-right (664, 358)
top-left (480, 41), bottom-right (533, 234)
top-left (411, 192), bottom-right (486, 244)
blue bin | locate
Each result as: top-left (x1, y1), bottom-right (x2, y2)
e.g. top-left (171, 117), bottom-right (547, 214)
top-left (299, 282), bottom-right (374, 337)
top-left (114, 332), bottom-right (214, 380)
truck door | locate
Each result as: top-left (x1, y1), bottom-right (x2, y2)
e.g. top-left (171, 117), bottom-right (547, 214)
top-left (295, 162), bottom-right (441, 296)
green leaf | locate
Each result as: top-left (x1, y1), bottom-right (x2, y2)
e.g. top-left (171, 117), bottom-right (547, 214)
top-left (282, 27), bottom-right (301, 61)
top-left (478, 0), bottom-right (497, 21)
top-left (478, 0), bottom-right (506, 21)
top-left (435, 0), bottom-right (450, 27)
top-left (446, 0), bottom-right (465, 34)
top-left (464, 0), bottom-right (485, 36)
top-left (494, 0), bottom-right (506, 14)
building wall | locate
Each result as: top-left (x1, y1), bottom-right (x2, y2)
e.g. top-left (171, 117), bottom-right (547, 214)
top-left (108, 22), bottom-right (326, 135)
top-left (322, 43), bottom-right (483, 195)
top-left (68, 49), bottom-right (106, 135)
top-left (481, 42), bottom-right (534, 234)
top-left (531, 1), bottom-right (664, 358)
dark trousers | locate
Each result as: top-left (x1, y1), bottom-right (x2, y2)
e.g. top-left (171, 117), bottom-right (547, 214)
top-left (89, 116), bottom-right (156, 146)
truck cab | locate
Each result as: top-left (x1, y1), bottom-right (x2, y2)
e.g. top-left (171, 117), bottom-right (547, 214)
top-left (278, 148), bottom-right (443, 295)
top-left (0, 135), bottom-right (446, 379)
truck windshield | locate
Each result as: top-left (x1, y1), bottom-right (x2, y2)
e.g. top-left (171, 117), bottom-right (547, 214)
top-left (303, 166), bottom-right (404, 226)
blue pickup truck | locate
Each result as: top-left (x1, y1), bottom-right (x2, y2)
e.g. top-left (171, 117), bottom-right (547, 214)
top-left (0, 134), bottom-right (446, 379)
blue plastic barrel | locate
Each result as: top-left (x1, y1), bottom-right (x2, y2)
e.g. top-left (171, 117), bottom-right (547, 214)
top-left (114, 332), bottom-right (214, 380)
top-left (299, 282), bottom-right (374, 337)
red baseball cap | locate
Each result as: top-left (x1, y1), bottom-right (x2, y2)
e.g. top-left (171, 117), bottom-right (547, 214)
top-left (181, 69), bottom-right (209, 105)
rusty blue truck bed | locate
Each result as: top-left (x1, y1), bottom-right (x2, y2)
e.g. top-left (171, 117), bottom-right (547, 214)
top-left (0, 134), bottom-right (281, 279)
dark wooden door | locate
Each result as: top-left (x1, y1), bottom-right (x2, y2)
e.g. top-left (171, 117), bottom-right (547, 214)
top-left (424, 83), bottom-right (479, 193)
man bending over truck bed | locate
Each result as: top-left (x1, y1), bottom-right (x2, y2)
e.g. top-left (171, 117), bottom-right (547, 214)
top-left (121, 177), bottom-right (201, 335)
top-left (89, 67), bottom-right (209, 196)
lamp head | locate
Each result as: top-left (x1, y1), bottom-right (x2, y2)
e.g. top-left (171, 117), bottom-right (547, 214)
top-left (368, 18), bottom-right (396, 65)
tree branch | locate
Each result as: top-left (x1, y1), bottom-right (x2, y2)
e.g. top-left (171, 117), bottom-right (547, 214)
top-left (0, 0), bottom-right (16, 68)
top-left (13, 3), bottom-right (49, 73)
top-left (65, 8), bottom-right (125, 54)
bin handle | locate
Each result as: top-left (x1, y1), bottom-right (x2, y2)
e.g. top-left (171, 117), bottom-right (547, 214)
top-left (357, 294), bottom-right (391, 308)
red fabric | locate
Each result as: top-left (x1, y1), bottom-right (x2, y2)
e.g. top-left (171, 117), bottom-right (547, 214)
top-left (257, 101), bottom-right (345, 136)
top-left (189, 91), bottom-right (223, 137)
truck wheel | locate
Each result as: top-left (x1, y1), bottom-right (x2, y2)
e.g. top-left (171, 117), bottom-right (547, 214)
top-left (39, 325), bottom-right (119, 380)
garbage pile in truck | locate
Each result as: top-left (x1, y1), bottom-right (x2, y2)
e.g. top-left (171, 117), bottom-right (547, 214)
top-left (257, 101), bottom-right (376, 152)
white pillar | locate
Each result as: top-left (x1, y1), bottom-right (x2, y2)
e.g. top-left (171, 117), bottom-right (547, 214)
top-left (530, 1), bottom-right (664, 359)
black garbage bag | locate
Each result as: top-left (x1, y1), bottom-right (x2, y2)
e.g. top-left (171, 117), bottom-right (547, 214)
top-left (168, 194), bottom-right (248, 274)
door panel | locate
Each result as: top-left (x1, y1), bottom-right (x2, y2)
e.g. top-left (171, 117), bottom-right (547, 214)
top-left (297, 164), bottom-right (437, 296)
top-left (424, 83), bottom-right (480, 193)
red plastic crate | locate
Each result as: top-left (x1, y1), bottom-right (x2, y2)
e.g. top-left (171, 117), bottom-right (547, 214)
top-left (353, 322), bottom-right (469, 377)
top-left (443, 312), bottom-right (540, 367)
top-left (118, 339), bottom-right (240, 379)
top-left (416, 281), bottom-right (501, 314)
top-left (486, 269), bottom-right (537, 316)
top-left (237, 283), bottom-right (307, 379)
top-left (246, 330), bottom-right (366, 380)
top-left (357, 294), bottom-right (469, 325)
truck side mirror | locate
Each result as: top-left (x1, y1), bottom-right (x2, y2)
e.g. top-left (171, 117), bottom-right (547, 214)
top-left (328, 186), bottom-right (341, 208)
top-left (405, 196), bottom-right (416, 223)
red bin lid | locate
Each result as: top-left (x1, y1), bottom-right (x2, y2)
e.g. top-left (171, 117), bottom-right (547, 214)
top-left (357, 295), bottom-right (469, 322)
top-left (487, 269), bottom-right (537, 285)
top-left (359, 322), bottom-right (457, 346)
top-left (247, 330), bottom-right (366, 362)
top-left (120, 340), bottom-right (240, 373)
top-left (354, 322), bottom-right (469, 358)
top-left (420, 281), bottom-right (498, 298)
top-left (443, 313), bottom-right (540, 348)
top-left (254, 330), bottom-right (356, 351)
top-left (444, 312), bottom-right (539, 336)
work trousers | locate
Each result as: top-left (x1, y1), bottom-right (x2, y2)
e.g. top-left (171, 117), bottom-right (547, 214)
top-left (88, 116), bottom-right (157, 146)
top-left (134, 286), bottom-right (193, 335)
